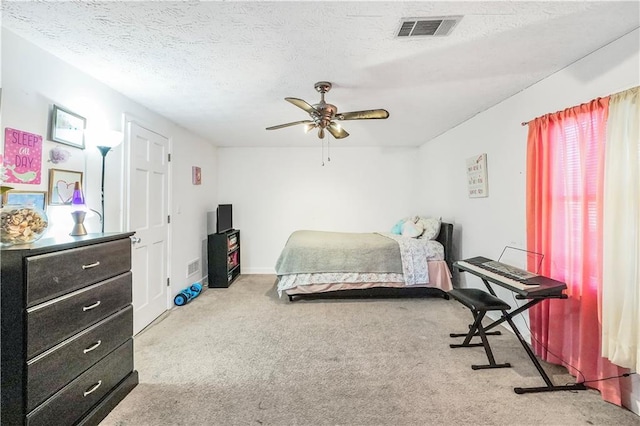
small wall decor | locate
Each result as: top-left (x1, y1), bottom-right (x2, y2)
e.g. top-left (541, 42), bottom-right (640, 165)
top-left (48, 146), bottom-right (71, 164)
top-left (50, 105), bottom-right (86, 149)
top-left (2, 190), bottom-right (47, 210)
top-left (466, 153), bottom-right (488, 198)
top-left (192, 166), bottom-right (202, 185)
top-left (48, 168), bottom-right (83, 205)
top-left (3, 128), bottom-right (43, 184)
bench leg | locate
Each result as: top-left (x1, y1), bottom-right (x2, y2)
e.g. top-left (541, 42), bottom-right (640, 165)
top-left (450, 310), bottom-right (511, 370)
top-left (450, 323), bottom-right (501, 338)
top-left (472, 316), bottom-right (511, 369)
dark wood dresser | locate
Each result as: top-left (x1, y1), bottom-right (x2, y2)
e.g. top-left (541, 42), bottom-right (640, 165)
top-left (1, 233), bottom-right (138, 425)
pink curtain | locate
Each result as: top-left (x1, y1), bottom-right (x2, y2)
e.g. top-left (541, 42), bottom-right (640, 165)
top-left (526, 98), bottom-right (627, 405)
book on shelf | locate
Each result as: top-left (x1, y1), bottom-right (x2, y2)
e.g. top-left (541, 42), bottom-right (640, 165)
top-left (227, 251), bottom-right (239, 268)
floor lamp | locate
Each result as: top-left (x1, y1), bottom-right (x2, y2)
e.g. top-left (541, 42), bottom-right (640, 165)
top-left (96, 131), bottom-right (123, 233)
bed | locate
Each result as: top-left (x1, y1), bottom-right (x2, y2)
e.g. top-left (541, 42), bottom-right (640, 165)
top-left (275, 222), bottom-right (454, 301)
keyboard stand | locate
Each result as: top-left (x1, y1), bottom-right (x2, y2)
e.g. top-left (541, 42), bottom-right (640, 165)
top-left (455, 259), bottom-right (588, 394)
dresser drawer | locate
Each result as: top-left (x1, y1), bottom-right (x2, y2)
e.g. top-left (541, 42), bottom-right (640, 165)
top-left (26, 238), bottom-right (131, 307)
top-left (27, 305), bottom-right (133, 411)
top-left (27, 272), bottom-right (132, 358)
top-left (27, 339), bottom-right (134, 426)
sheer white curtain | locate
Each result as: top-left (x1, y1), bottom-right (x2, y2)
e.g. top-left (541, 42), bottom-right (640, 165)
top-left (602, 86), bottom-right (640, 372)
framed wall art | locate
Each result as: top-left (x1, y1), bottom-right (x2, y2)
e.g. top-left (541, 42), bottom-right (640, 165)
top-left (50, 105), bottom-right (86, 149)
top-left (466, 153), bottom-right (489, 198)
top-left (48, 168), bottom-right (83, 205)
top-left (192, 166), bottom-right (202, 185)
top-left (3, 128), bottom-right (43, 184)
top-left (2, 190), bottom-right (47, 210)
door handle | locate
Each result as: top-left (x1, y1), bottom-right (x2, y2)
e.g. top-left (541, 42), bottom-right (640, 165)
top-left (130, 236), bottom-right (141, 244)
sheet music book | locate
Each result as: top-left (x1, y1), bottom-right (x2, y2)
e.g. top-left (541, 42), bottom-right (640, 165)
top-left (481, 246), bottom-right (544, 281)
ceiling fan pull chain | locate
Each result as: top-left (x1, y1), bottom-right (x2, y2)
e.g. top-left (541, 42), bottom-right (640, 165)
top-left (327, 137), bottom-right (331, 162)
top-left (321, 137), bottom-right (325, 166)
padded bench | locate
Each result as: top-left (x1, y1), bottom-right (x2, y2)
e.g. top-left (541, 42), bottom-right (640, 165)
top-left (448, 288), bottom-right (512, 370)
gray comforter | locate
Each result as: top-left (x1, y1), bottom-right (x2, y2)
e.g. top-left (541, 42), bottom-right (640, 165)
top-left (274, 230), bottom-right (403, 275)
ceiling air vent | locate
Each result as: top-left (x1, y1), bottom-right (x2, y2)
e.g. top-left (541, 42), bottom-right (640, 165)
top-left (396, 16), bottom-right (462, 38)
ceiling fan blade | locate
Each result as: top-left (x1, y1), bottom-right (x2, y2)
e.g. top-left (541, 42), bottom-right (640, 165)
top-left (327, 122), bottom-right (349, 139)
top-left (334, 109), bottom-right (389, 121)
top-left (285, 97), bottom-right (318, 114)
top-left (266, 120), bottom-right (314, 130)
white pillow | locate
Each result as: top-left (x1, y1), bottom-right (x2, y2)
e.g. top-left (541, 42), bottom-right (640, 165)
top-left (401, 220), bottom-right (424, 238)
top-left (417, 217), bottom-right (441, 240)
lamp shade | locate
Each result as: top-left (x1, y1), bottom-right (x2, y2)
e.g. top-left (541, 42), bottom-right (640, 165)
top-left (85, 129), bottom-right (123, 149)
top-left (100, 130), bottom-right (123, 149)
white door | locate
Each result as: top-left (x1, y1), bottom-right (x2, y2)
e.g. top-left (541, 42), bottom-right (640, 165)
top-left (127, 121), bottom-right (170, 335)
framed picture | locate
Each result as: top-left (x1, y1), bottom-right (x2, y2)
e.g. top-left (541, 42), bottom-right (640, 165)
top-left (192, 166), bottom-right (202, 185)
top-left (466, 153), bottom-right (489, 198)
top-left (2, 190), bottom-right (47, 210)
top-left (48, 168), bottom-right (83, 205)
top-left (50, 105), bottom-right (86, 149)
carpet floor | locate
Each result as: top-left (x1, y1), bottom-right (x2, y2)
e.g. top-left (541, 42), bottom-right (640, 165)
top-left (100, 275), bottom-right (639, 425)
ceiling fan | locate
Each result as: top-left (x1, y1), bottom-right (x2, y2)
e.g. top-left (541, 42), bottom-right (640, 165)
top-left (266, 81), bottom-right (389, 139)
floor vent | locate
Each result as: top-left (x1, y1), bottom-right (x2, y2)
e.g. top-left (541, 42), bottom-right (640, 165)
top-left (396, 16), bottom-right (462, 38)
top-left (187, 259), bottom-right (200, 277)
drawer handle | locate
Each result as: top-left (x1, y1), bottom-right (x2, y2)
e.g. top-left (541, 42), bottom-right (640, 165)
top-left (82, 261), bottom-right (101, 270)
top-left (83, 380), bottom-right (102, 397)
top-left (83, 340), bottom-right (102, 354)
top-left (82, 301), bottom-right (101, 311)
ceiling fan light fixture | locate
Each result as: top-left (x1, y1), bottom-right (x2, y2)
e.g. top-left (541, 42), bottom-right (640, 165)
top-left (265, 81), bottom-right (389, 140)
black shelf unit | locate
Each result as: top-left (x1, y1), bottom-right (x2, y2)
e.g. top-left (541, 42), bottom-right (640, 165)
top-left (207, 229), bottom-right (240, 288)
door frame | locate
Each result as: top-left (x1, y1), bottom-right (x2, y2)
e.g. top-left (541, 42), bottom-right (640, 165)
top-left (121, 113), bottom-right (173, 312)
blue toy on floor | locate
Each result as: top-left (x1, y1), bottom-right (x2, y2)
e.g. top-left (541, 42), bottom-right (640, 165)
top-left (174, 283), bottom-right (203, 306)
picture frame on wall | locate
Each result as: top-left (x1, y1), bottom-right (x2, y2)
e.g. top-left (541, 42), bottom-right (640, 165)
top-left (50, 105), bottom-right (86, 149)
top-left (48, 168), bottom-right (83, 205)
top-left (192, 166), bottom-right (202, 185)
top-left (2, 190), bottom-right (47, 210)
top-left (466, 153), bottom-right (489, 198)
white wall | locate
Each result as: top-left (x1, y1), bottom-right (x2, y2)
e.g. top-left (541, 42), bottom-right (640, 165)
top-left (217, 146), bottom-right (420, 273)
top-left (169, 131), bottom-right (218, 290)
top-left (416, 28), bottom-right (639, 414)
top-left (1, 29), bottom-right (218, 297)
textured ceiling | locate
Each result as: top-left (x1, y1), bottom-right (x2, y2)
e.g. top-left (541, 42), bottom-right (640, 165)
top-left (2, 1), bottom-right (639, 147)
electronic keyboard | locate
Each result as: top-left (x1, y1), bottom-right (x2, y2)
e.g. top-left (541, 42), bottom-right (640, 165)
top-left (454, 256), bottom-right (567, 297)
top-left (456, 260), bottom-right (539, 290)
